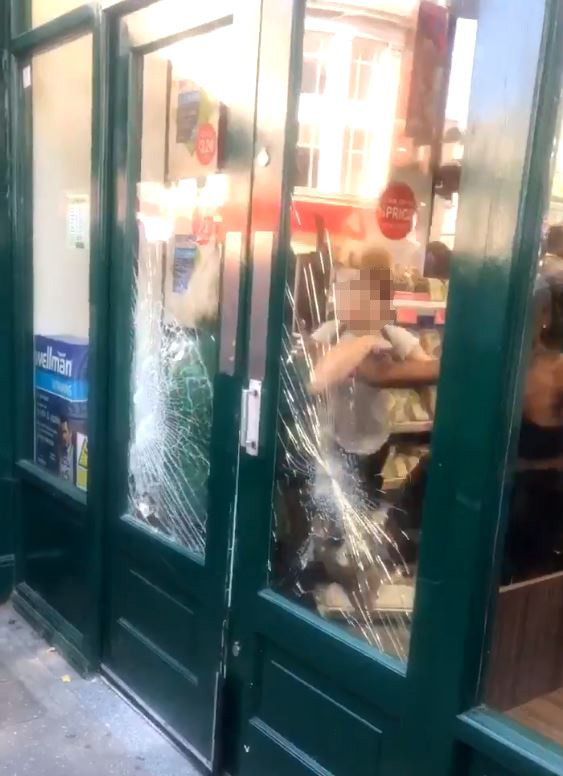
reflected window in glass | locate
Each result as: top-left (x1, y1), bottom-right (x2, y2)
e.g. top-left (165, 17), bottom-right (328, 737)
top-left (301, 30), bottom-right (329, 95)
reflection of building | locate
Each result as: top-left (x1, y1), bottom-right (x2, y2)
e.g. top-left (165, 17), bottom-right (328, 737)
top-left (292, 1), bottom-right (475, 269)
top-left (296, 4), bottom-right (412, 200)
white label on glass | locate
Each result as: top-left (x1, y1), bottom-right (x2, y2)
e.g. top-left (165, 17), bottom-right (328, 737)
top-left (66, 195), bottom-right (90, 250)
top-left (22, 66), bottom-right (31, 89)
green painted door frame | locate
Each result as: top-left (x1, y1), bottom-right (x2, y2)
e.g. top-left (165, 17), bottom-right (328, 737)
top-left (0, 1), bottom-right (562, 776)
top-left (0, 0), bottom-right (14, 605)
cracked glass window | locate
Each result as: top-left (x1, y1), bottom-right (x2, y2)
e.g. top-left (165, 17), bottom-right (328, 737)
top-left (271, 1), bottom-right (478, 661)
top-left (127, 26), bottom-right (233, 555)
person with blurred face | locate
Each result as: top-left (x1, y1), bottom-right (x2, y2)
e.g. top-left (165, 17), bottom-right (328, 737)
top-left (309, 244), bottom-right (438, 405)
top-left (302, 244), bottom-right (439, 611)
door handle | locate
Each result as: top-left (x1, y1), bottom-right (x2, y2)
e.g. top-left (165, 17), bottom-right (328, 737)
top-left (240, 379), bottom-right (262, 456)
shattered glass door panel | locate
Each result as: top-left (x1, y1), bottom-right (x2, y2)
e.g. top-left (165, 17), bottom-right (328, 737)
top-left (271, 1), bottom-right (478, 660)
top-left (129, 218), bottom-right (216, 554)
top-left (127, 28), bottom-right (234, 555)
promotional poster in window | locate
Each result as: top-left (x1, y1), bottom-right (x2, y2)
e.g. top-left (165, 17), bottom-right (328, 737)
top-left (34, 335), bottom-right (88, 491)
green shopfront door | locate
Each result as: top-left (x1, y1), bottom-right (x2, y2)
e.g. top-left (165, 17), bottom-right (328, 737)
top-left (227, 1), bottom-right (480, 772)
top-left (224, 1), bottom-right (563, 776)
top-left (102, 1), bottom-right (261, 768)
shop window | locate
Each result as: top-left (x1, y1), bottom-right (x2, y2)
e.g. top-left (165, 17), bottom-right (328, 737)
top-left (485, 105), bottom-right (563, 748)
top-left (32, 35), bottom-right (93, 493)
top-left (271, 1), bottom-right (477, 662)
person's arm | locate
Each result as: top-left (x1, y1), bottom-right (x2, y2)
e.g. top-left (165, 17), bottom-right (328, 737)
top-left (407, 343), bottom-right (433, 362)
top-left (356, 325), bottom-right (440, 386)
top-left (356, 352), bottom-right (440, 387)
top-left (308, 334), bottom-right (390, 394)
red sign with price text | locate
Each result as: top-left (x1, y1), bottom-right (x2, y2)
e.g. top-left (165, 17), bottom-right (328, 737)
top-left (376, 182), bottom-right (416, 240)
top-left (195, 123), bottom-right (217, 166)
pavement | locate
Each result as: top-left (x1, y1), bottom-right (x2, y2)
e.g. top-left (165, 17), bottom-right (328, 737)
top-left (0, 602), bottom-right (202, 776)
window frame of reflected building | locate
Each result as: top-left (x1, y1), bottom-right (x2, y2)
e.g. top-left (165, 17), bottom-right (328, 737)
top-left (295, 122), bottom-right (320, 188)
top-left (300, 28), bottom-right (329, 96)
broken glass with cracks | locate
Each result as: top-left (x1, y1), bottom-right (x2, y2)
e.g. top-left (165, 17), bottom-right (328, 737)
top-left (127, 185), bottom-right (219, 555)
top-left (272, 252), bottom-right (429, 662)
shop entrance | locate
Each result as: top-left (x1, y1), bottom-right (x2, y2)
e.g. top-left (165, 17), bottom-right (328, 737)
top-left (8, 2), bottom-right (562, 776)
top-left (101, 2), bottom-right (261, 769)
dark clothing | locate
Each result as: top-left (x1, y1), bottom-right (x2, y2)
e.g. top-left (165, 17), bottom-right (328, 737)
top-left (518, 418), bottom-right (563, 460)
top-left (504, 467), bottom-right (563, 582)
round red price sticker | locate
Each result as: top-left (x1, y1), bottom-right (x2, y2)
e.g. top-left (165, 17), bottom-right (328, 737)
top-left (195, 123), bottom-right (217, 166)
top-left (376, 182), bottom-right (416, 240)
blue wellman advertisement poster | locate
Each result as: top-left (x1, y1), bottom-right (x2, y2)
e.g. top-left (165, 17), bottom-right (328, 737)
top-left (34, 335), bottom-right (89, 491)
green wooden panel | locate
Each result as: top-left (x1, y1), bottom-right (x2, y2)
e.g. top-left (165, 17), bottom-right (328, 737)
top-left (252, 591), bottom-right (406, 715)
top-left (245, 642), bottom-right (385, 776)
top-left (244, 722), bottom-right (334, 776)
top-left (119, 566), bottom-right (198, 668)
top-left (106, 622), bottom-right (206, 750)
top-left (469, 754), bottom-right (516, 776)
top-left (18, 478), bottom-right (88, 632)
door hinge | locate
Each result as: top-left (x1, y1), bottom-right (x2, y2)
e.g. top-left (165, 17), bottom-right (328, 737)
top-left (240, 379), bottom-right (262, 456)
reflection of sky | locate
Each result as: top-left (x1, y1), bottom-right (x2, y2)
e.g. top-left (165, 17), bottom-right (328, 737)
top-left (445, 19), bottom-right (478, 131)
